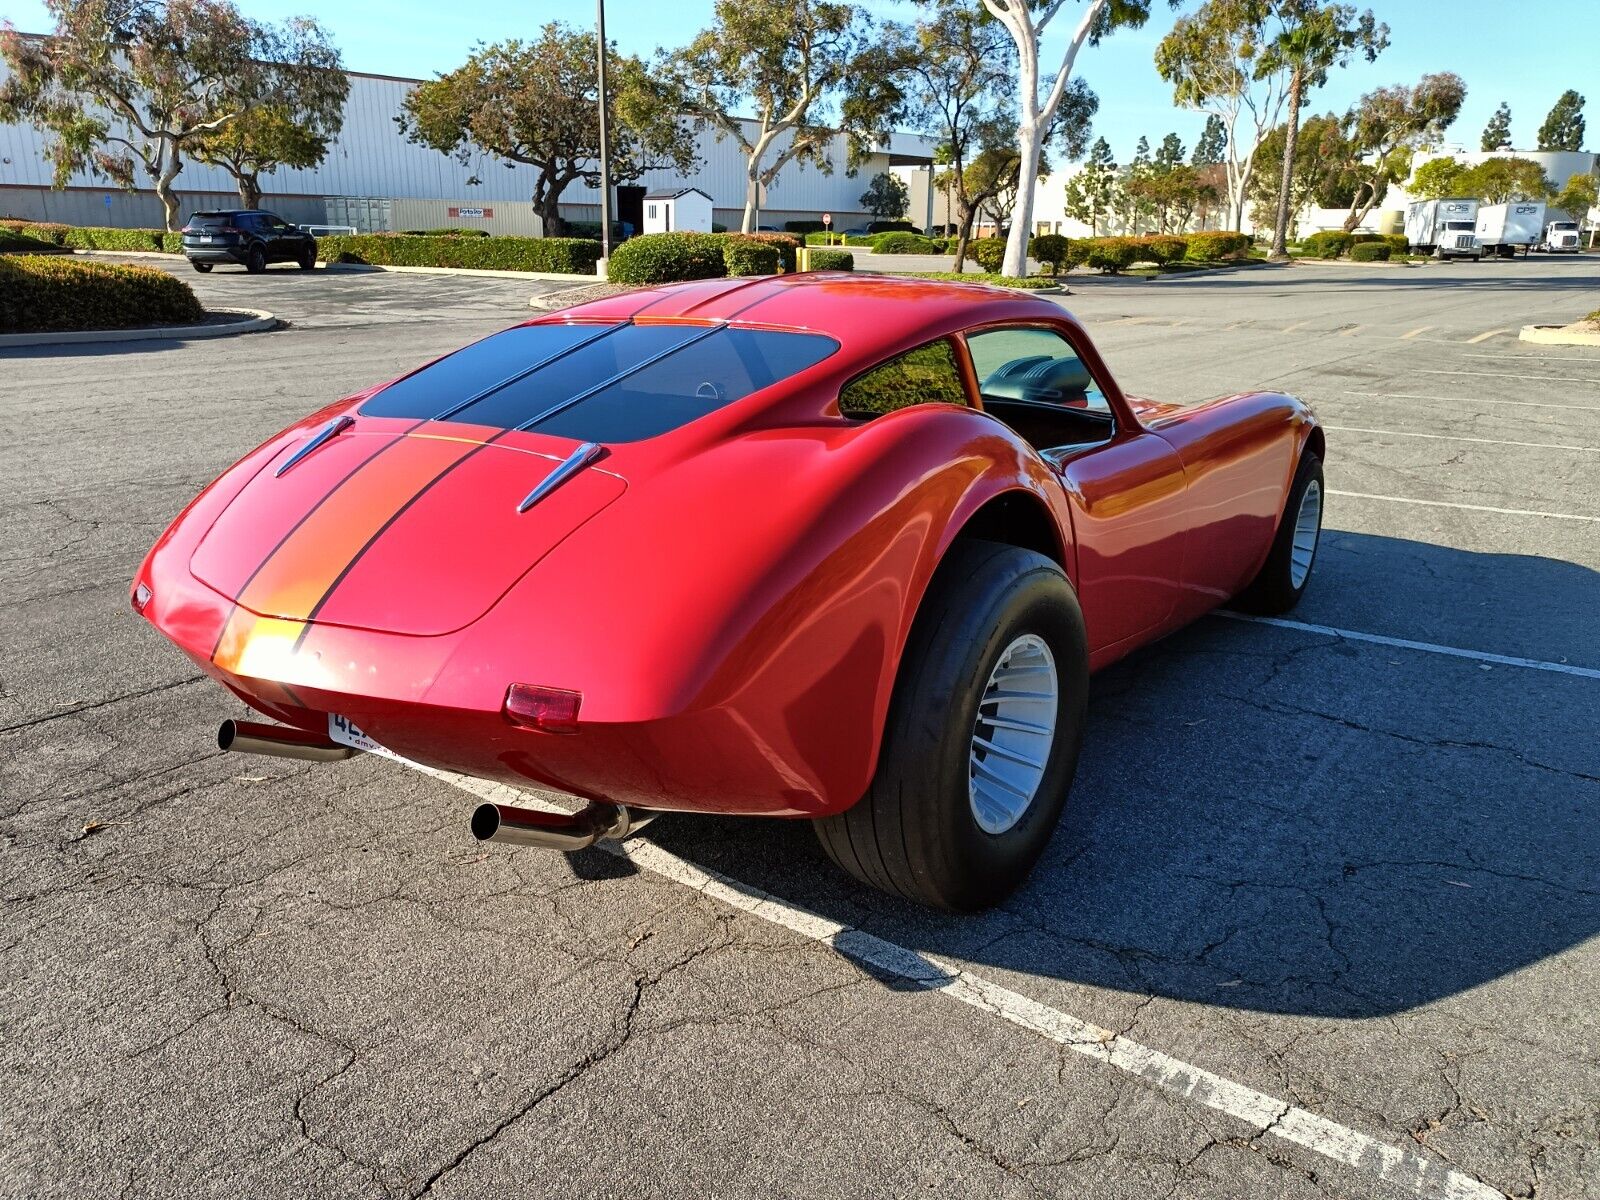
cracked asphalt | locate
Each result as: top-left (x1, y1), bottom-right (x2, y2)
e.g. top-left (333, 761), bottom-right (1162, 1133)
top-left (2, 255), bottom-right (1597, 1199)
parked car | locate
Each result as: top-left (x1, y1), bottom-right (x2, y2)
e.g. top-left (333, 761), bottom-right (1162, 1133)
top-left (181, 210), bottom-right (318, 274)
top-left (134, 275), bottom-right (1324, 910)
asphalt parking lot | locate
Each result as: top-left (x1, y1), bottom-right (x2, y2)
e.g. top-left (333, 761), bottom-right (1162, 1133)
top-left (2, 254), bottom-right (1597, 1199)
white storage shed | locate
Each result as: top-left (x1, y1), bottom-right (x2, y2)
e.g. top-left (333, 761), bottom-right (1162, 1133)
top-left (643, 188), bottom-right (715, 234)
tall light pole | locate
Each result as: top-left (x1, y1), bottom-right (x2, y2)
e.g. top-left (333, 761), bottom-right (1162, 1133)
top-left (595, 0), bottom-right (613, 268)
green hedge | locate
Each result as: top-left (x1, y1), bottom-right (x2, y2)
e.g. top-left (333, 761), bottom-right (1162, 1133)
top-left (1349, 241), bottom-right (1392, 262)
top-left (722, 236), bottom-right (781, 276)
top-left (866, 220), bottom-right (918, 235)
top-left (1, 220), bottom-right (180, 253)
top-left (1183, 231), bottom-right (1251, 261)
top-left (969, 238), bottom-right (1008, 272)
top-left (1083, 236), bottom-right (1140, 273)
top-left (0, 227), bottom-right (69, 253)
top-left (0, 254), bottom-right (203, 332)
top-left (1029, 233), bottom-right (1069, 273)
top-left (1138, 235), bottom-right (1189, 265)
top-left (606, 232), bottom-right (726, 284)
top-left (401, 227), bottom-right (491, 237)
top-left (807, 248), bottom-right (854, 271)
top-left (894, 271), bottom-right (1060, 290)
top-left (870, 231), bottom-right (941, 254)
top-left (1302, 230), bottom-right (1353, 259)
top-left (734, 231), bottom-right (801, 273)
top-left (319, 233), bottom-right (601, 274)
top-left (1382, 233), bottom-right (1409, 252)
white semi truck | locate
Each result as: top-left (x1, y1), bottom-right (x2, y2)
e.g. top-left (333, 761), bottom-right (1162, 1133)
top-left (1405, 198), bottom-right (1479, 259)
top-left (1536, 218), bottom-right (1582, 253)
top-left (1475, 201), bottom-right (1547, 258)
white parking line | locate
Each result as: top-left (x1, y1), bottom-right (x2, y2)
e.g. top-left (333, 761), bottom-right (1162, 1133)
top-left (414, 764), bottom-right (1505, 1200)
top-left (1341, 390), bottom-right (1600, 412)
top-left (1418, 368), bottom-right (1600, 385)
top-left (1216, 612), bottom-right (1600, 679)
top-left (1327, 489), bottom-right (1600, 522)
top-left (1324, 425), bottom-right (1599, 453)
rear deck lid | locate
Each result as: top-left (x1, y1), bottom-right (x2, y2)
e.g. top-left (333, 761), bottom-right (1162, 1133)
top-left (189, 428), bottom-right (625, 636)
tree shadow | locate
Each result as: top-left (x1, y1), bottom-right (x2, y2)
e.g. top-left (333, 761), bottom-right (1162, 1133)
top-left (640, 531), bottom-right (1599, 1018)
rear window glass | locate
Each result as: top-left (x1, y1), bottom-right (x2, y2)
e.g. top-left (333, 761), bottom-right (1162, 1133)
top-left (188, 213), bottom-right (237, 227)
top-left (359, 322), bottom-right (838, 442)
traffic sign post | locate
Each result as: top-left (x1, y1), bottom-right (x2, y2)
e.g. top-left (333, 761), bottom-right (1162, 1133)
top-left (822, 212), bottom-right (832, 245)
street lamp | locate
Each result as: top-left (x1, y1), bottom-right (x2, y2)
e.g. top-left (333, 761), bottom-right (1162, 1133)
top-left (595, 0), bottom-right (613, 269)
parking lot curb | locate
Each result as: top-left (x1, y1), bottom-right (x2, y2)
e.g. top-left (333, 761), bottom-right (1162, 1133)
top-left (1519, 323), bottom-right (1600, 347)
top-left (0, 307), bottom-right (278, 348)
top-left (320, 262), bottom-right (599, 283)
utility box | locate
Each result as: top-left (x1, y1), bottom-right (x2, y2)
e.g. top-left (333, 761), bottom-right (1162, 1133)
top-left (643, 188), bottom-right (715, 234)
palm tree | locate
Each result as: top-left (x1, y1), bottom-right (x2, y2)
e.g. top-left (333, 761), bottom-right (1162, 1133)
top-left (1264, 2), bottom-right (1387, 259)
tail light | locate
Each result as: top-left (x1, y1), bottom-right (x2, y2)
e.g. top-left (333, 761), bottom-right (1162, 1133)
top-left (503, 684), bottom-right (582, 734)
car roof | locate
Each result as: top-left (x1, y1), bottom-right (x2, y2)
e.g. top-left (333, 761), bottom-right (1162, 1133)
top-left (544, 274), bottom-right (1073, 349)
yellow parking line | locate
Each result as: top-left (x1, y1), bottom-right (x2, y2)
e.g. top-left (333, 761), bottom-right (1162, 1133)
top-left (1282, 320), bottom-right (1311, 333)
top-left (1466, 328), bottom-right (1509, 344)
top-left (1400, 326), bottom-right (1433, 339)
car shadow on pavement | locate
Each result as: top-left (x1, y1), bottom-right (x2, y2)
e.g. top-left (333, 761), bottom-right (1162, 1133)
top-left (640, 531), bottom-right (1599, 1019)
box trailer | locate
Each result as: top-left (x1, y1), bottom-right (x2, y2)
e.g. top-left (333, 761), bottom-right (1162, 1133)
top-left (1404, 198), bottom-right (1479, 258)
top-left (1475, 202), bottom-right (1546, 258)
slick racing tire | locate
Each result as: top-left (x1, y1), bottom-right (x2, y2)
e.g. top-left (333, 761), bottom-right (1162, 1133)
top-left (1232, 449), bottom-right (1324, 615)
top-left (814, 539), bottom-right (1088, 912)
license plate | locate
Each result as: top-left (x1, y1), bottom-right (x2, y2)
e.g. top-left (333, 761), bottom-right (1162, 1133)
top-left (328, 713), bottom-right (401, 760)
top-left (197, 234), bottom-right (214, 243)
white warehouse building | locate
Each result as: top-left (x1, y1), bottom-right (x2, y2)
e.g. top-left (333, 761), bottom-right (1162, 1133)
top-left (0, 65), bottom-right (938, 234)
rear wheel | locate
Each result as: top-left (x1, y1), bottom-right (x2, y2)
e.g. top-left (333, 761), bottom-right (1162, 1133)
top-left (1232, 450), bottom-right (1324, 615)
top-left (190, 261), bottom-right (213, 273)
top-left (299, 247), bottom-right (316, 270)
top-left (813, 540), bottom-right (1088, 911)
top-left (246, 246), bottom-right (266, 274)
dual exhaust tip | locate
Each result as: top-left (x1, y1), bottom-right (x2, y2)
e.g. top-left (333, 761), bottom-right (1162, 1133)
top-left (216, 718), bottom-right (654, 851)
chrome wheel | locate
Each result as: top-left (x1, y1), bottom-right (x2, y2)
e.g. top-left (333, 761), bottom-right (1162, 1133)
top-left (1289, 478), bottom-right (1322, 590)
top-left (969, 634), bottom-right (1058, 835)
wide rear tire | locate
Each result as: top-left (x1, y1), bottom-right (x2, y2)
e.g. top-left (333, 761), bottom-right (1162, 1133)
top-left (1232, 450), bottom-right (1324, 615)
top-left (813, 540), bottom-right (1088, 911)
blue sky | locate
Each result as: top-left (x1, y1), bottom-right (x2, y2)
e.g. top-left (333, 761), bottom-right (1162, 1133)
top-left (4, 0), bottom-right (1592, 163)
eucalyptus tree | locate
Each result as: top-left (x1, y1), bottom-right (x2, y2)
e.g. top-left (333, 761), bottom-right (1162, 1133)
top-left (661, 0), bottom-right (905, 233)
top-left (980, 0), bottom-right (1162, 276)
top-left (399, 25), bottom-right (696, 236)
top-left (1339, 73), bottom-right (1465, 231)
top-left (1263, 0), bottom-right (1388, 259)
top-left (0, 0), bottom-right (344, 230)
top-left (1155, 0), bottom-right (1287, 233)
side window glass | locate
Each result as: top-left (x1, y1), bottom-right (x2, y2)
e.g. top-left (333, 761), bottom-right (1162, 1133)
top-left (966, 327), bottom-right (1110, 417)
top-left (839, 339), bottom-right (968, 418)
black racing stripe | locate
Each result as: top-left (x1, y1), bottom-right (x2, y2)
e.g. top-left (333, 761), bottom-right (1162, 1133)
top-left (288, 431), bottom-right (511, 651)
top-left (207, 420), bottom-right (429, 661)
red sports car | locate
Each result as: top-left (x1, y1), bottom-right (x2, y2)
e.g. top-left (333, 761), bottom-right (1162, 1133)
top-left (133, 274), bottom-right (1324, 910)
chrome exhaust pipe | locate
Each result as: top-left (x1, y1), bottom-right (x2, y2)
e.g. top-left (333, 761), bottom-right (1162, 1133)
top-left (218, 719), bottom-right (356, 763)
top-left (470, 800), bottom-right (656, 851)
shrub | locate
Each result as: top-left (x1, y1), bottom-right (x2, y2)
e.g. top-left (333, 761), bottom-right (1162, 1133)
top-left (1348, 232), bottom-right (1380, 245)
top-left (58, 225), bottom-right (174, 253)
top-left (1138, 235), bottom-right (1189, 265)
top-left (893, 272), bottom-right (1060, 290)
top-left (1301, 230), bottom-right (1353, 259)
top-left (784, 220), bottom-right (827, 234)
top-left (711, 223), bottom-right (728, 234)
top-left (866, 220), bottom-right (917, 234)
top-left (1182, 231), bottom-right (1250, 261)
top-left (401, 227), bottom-right (491, 237)
top-left (806, 248), bottom-right (854, 271)
top-left (1349, 241), bottom-right (1392, 262)
top-left (0, 227), bottom-right (68, 253)
top-left (318, 234), bottom-right (602, 275)
top-left (1029, 233), bottom-right (1069, 273)
top-left (969, 237), bottom-right (1008, 272)
top-left (1084, 236), bottom-right (1140, 273)
top-left (605, 231), bottom-right (726, 284)
top-left (2, 219), bottom-right (72, 245)
top-left (1383, 233), bottom-right (1409, 252)
top-left (0, 254), bottom-right (203, 332)
top-left (721, 236), bottom-right (781, 276)
top-left (870, 231), bottom-right (941, 254)
top-left (736, 231), bottom-right (801, 273)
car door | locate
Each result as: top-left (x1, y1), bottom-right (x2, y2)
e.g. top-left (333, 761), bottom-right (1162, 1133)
top-left (963, 324), bottom-right (1190, 657)
top-left (261, 214), bottom-right (293, 260)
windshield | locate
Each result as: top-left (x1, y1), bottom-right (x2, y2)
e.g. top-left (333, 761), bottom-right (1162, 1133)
top-left (360, 322), bottom-right (839, 443)
top-left (1551, 222), bottom-right (1578, 231)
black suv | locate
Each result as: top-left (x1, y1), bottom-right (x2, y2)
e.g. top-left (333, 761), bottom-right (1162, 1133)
top-left (181, 210), bottom-right (317, 274)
